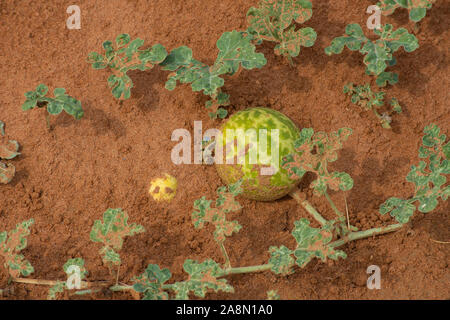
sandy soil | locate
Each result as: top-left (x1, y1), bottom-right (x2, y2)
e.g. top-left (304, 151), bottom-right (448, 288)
top-left (0, 0), bottom-right (448, 299)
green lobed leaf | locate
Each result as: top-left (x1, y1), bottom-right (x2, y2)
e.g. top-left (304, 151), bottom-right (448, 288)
top-left (100, 247), bottom-right (121, 266)
top-left (324, 24), bottom-right (367, 55)
top-left (377, 71), bottom-right (399, 87)
top-left (213, 108), bottom-right (228, 119)
top-left (0, 219), bottom-right (35, 278)
top-left (164, 58), bottom-right (224, 96)
top-left (21, 99), bottom-right (38, 111)
top-left (132, 264), bottom-right (172, 300)
top-left (344, 83), bottom-right (385, 110)
top-left (333, 172), bottom-right (354, 191)
top-left (36, 84), bottom-right (49, 97)
top-left (361, 41), bottom-right (391, 76)
top-left (89, 34), bottom-right (168, 100)
top-left (192, 182), bottom-right (242, 244)
top-left (47, 258), bottom-right (88, 300)
top-left (379, 197), bottom-right (416, 223)
top-left (162, 31), bottom-right (266, 101)
top-left (390, 98), bottom-right (402, 113)
top-left (247, 0), bottom-right (316, 58)
top-left (326, 24), bottom-right (418, 86)
top-left (90, 208), bottom-right (145, 267)
top-left (215, 30), bottom-right (266, 74)
top-left (207, 92), bottom-right (230, 119)
top-left (116, 34), bottom-right (131, 47)
top-left (283, 128), bottom-right (353, 195)
top-left (47, 282), bottom-right (65, 300)
top-left (274, 27), bottom-right (317, 57)
top-left (172, 259), bottom-right (234, 300)
top-left (292, 219), bottom-right (346, 267)
top-left (409, 7), bottom-right (427, 22)
top-left (416, 195), bottom-right (439, 213)
top-left (160, 46), bottom-right (193, 71)
top-left (268, 245), bottom-right (295, 275)
top-left (0, 141), bottom-right (20, 160)
top-left (377, 0), bottom-right (436, 22)
top-left (375, 25), bottom-right (419, 53)
top-left (21, 84), bottom-right (84, 119)
top-left (343, 83), bottom-right (400, 127)
top-left (379, 124), bottom-right (449, 223)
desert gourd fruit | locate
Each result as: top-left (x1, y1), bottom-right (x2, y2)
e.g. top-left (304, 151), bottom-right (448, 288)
top-left (149, 174), bottom-right (178, 202)
top-left (215, 107), bottom-right (301, 201)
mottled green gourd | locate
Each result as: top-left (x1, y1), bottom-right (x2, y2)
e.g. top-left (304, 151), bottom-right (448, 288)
top-left (215, 107), bottom-right (301, 201)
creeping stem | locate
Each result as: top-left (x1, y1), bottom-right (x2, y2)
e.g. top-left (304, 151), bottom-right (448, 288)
top-left (216, 223), bottom-right (404, 278)
top-left (289, 189), bottom-right (328, 226)
top-left (220, 264), bottom-right (273, 277)
top-left (329, 223), bottom-right (404, 248)
top-left (324, 191), bottom-right (343, 218)
top-left (219, 242), bottom-right (232, 270)
top-left (220, 223), bottom-right (403, 277)
top-left (7, 223), bottom-right (403, 295)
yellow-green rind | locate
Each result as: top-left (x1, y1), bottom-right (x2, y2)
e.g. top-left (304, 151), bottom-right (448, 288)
top-left (215, 107), bottom-right (301, 201)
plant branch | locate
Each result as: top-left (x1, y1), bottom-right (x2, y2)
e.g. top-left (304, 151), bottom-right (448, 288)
top-left (324, 191), bottom-right (343, 218)
top-left (330, 223), bottom-right (403, 248)
top-left (7, 223), bottom-right (403, 297)
top-left (219, 242), bottom-right (232, 270)
top-left (220, 223), bottom-right (403, 278)
top-left (289, 189), bottom-right (328, 226)
top-left (12, 278), bottom-right (67, 287)
top-left (220, 264), bottom-right (273, 277)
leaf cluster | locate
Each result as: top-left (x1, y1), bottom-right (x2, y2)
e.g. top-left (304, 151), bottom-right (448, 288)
top-left (325, 24), bottom-right (419, 86)
top-left (380, 124), bottom-right (449, 223)
top-left (0, 219), bottom-right (34, 278)
top-left (268, 218), bottom-right (346, 275)
top-left (162, 31), bottom-right (267, 119)
top-left (88, 34), bottom-right (168, 100)
top-left (377, 0), bottom-right (436, 22)
top-left (22, 84), bottom-right (84, 119)
top-left (47, 258), bottom-right (88, 300)
top-left (282, 128), bottom-right (354, 196)
top-left (192, 180), bottom-right (243, 244)
top-left (89, 1), bottom-right (318, 118)
top-left (246, 0), bottom-right (317, 59)
top-left (343, 83), bottom-right (402, 129)
top-left (90, 208), bottom-right (145, 267)
top-left (133, 259), bottom-right (233, 300)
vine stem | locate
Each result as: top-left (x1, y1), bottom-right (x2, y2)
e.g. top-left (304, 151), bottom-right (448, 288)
top-left (289, 189), bottom-right (328, 226)
top-left (10, 277), bottom-right (133, 295)
top-left (324, 191), bottom-right (343, 218)
top-left (219, 241), bottom-right (232, 270)
top-left (217, 223), bottom-right (404, 278)
top-left (329, 223), bottom-right (403, 248)
top-left (7, 224), bottom-right (404, 295)
top-left (219, 264), bottom-right (273, 277)
top-left (45, 114), bottom-right (51, 130)
top-left (12, 278), bottom-right (68, 286)
top-left (115, 263), bottom-right (121, 286)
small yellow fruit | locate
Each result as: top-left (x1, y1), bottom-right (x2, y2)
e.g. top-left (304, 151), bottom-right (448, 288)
top-left (149, 174), bottom-right (178, 202)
